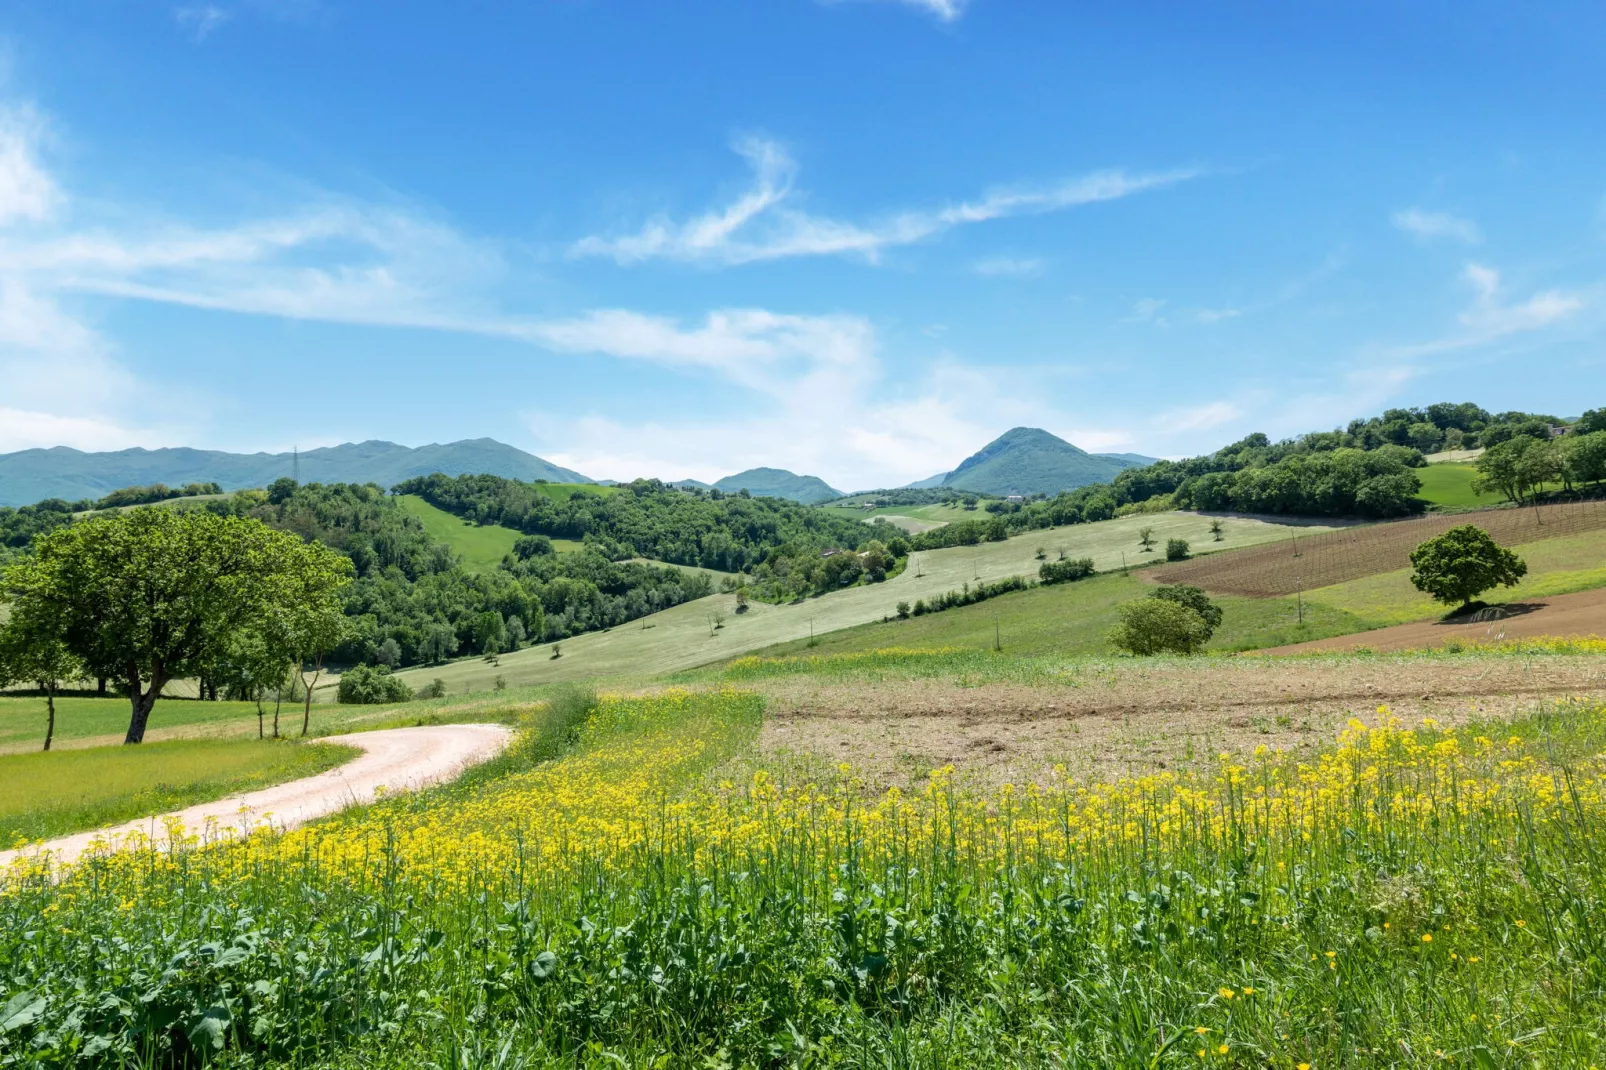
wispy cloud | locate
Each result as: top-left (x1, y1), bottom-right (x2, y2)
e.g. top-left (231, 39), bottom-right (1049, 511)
top-left (572, 137), bottom-right (1204, 266)
top-left (176, 5), bottom-right (231, 41)
top-left (972, 255), bottom-right (1045, 278)
top-left (0, 106), bottom-right (59, 225)
top-left (1457, 262), bottom-right (1582, 337)
top-left (1195, 307), bottom-right (1241, 324)
top-left (1392, 207), bottom-right (1481, 244)
top-left (884, 0), bottom-right (968, 21)
top-left (1119, 297), bottom-right (1167, 325)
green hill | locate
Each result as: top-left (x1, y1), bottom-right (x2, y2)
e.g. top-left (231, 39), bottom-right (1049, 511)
top-left (941, 427), bottom-right (1139, 496)
top-left (0, 438), bottom-right (591, 507)
top-left (712, 467), bottom-right (842, 504)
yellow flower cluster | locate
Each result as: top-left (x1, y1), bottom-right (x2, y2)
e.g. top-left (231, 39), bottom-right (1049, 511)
top-left (13, 696), bottom-right (1606, 905)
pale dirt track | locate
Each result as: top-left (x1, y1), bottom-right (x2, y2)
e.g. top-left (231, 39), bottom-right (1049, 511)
top-left (1257, 587), bottom-right (1606, 654)
top-left (0, 723), bottom-right (512, 870)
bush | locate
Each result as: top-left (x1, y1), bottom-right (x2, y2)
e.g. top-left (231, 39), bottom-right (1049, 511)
top-left (1409, 525), bottom-right (1527, 609)
top-left (1165, 538), bottom-right (1191, 561)
top-left (416, 678), bottom-right (448, 699)
top-left (895, 600), bottom-right (911, 619)
top-left (1039, 557), bottom-right (1095, 584)
top-left (1150, 584), bottom-right (1222, 638)
top-left (1109, 598), bottom-right (1210, 655)
top-left (337, 663), bottom-right (414, 704)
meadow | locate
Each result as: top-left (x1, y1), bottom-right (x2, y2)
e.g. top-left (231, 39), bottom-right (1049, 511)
top-left (1412, 462), bottom-right (1490, 509)
top-left (392, 510), bottom-right (1343, 692)
top-left (394, 494), bottom-right (523, 572)
top-left (0, 737), bottom-right (357, 846)
top-left (7, 680), bottom-right (1606, 1066)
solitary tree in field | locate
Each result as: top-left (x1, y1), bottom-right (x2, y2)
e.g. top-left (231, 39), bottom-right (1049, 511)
top-left (1109, 598), bottom-right (1210, 655)
top-left (1138, 526), bottom-right (1156, 552)
top-left (0, 610), bottom-right (84, 751)
top-left (2, 509), bottom-right (352, 744)
top-left (1409, 525), bottom-right (1527, 611)
top-left (1208, 518), bottom-right (1225, 542)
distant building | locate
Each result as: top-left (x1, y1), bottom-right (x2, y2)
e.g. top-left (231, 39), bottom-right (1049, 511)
top-left (1006, 494), bottom-right (1025, 503)
top-left (821, 548), bottom-right (841, 558)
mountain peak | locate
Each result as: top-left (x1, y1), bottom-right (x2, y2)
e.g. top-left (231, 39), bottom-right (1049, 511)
top-left (712, 467), bottom-right (843, 504)
top-left (941, 427), bottom-right (1144, 497)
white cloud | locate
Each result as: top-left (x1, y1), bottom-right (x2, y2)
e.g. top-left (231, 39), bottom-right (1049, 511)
top-left (1457, 262), bottom-right (1582, 336)
top-left (972, 255), bottom-right (1045, 277)
top-left (176, 5), bottom-right (231, 41)
top-left (573, 137), bottom-right (1203, 266)
top-left (1159, 400), bottom-right (1242, 434)
top-left (1195, 307), bottom-right (1240, 324)
top-left (1392, 207), bottom-right (1481, 244)
top-left (0, 106), bottom-right (59, 225)
top-left (882, 0), bottom-right (968, 21)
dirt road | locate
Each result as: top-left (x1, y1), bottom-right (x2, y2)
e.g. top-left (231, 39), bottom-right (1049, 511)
top-left (1, 723), bottom-right (512, 870)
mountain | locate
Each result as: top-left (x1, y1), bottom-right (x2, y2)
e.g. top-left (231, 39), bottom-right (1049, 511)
top-left (0, 438), bottom-right (591, 507)
top-left (904, 472), bottom-right (949, 489)
top-left (1094, 452), bottom-right (1161, 467)
top-left (668, 478), bottom-right (713, 490)
top-left (940, 427), bottom-right (1138, 497)
top-left (712, 467), bottom-right (843, 504)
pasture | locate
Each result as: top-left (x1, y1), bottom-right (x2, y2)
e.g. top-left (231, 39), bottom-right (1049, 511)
top-left (392, 510), bottom-right (1344, 691)
top-left (1413, 462), bottom-right (1490, 508)
top-left (1149, 497), bottom-right (1606, 596)
top-left (395, 494), bottom-right (522, 571)
top-left (0, 737), bottom-right (357, 845)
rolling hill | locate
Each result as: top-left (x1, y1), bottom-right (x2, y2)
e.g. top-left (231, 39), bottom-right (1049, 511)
top-left (0, 438), bottom-right (591, 507)
top-left (712, 467), bottom-right (843, 504)
top-left (938, 427), bottom-right (1151, 496)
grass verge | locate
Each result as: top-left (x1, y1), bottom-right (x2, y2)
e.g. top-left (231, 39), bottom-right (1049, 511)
top-left (0, 737), bottom-right (359, 846)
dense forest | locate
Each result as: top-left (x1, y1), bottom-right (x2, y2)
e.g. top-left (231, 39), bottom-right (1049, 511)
top-left (393, 474), bottom-right (893, 571)
top-left (188, 479), bottom-right (713, 668)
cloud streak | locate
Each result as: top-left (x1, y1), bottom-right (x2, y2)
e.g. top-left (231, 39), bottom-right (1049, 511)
top-left (572, 137), bottom-right (1203, 266)
top-left (1392, 207), bottom-right (1481, 244)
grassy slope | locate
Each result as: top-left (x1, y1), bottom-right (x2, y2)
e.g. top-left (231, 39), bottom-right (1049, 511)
top-left (0, 737), bottom-right (359, 845)
top-left (722, 527), bottom-right (1606, 661)
top-left (817, 502), bottom-right (979, 525)
top-left (529, 482), bottom-right (615, 502)
top-left (395, 494), bottom-right (522, 572)
top-left (1416, 463), bottom-right (1492, 509)
top-left (1298, 528), bottom-right (1606, 625)
top-left (391, 511), bottom-right (1344, 691)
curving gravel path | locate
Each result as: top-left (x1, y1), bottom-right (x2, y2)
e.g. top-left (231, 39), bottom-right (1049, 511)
top-left (0, 723), bottom-right (513, 871)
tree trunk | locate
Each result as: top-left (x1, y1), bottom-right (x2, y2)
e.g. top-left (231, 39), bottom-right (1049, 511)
top-left (272, 688), bottom-right (282, 739)
top-left (300, 655), bottom-right (323, 737)
top-left (43, 681), bottom-right (55, 752)
top-left (256, 693), bottom-right (264, 739)
top-left (125, 668), bottom-right (167, 744)
top-left (96, 676), bottom-right (107, 696)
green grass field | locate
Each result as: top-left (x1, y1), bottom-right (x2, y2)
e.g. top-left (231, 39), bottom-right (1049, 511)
top-left (817, 501), bottom-right (980, 529)
top-left (395, 494), bottom-right (523, 571)
top-left (0, 737), bottom-right (358, 845)
top-left (1414, 463), bottom-right (1491, 508)
top-left (391, 511), bottom-right (1344, 691)
top-left (720, 526), bottom-right (1606, 662)
top-left (0, 691), bottom-right (462, 752)
top-left (528, 481), bottom-right (615, 502)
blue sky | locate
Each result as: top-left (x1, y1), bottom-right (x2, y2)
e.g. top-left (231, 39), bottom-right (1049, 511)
top-left (1, 1), bottom-right (1603, 489)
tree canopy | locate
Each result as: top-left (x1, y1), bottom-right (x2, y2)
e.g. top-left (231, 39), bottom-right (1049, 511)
top-left (2, 509), bottom-right (352, 743)
top-left (1408, 525), bottom-right (1527, 610)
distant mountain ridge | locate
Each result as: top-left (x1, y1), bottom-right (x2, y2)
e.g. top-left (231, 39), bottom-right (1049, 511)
top-left (712, 467), bottom-right (843, 504)
top-left (0, 439), bottom-right (590, 507)
top-left (936, 427), bottom-right (1153, 497)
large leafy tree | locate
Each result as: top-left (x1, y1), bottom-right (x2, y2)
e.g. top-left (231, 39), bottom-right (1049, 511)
top-left (3, 509), bottom-right (352, 744)
top-left (1409, 525), bottom-right (1527, 610)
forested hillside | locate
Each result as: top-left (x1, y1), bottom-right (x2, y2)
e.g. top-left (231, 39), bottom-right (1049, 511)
top-left (393, 474), bottom-right (884, 571)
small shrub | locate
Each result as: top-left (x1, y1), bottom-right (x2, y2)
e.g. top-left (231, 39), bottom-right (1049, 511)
top-left (416, 678), bottom-right (448, 700)
top-left (337, 663), bottom-right (414, 704)
top-left (1165, 538), bottom-right (1191, 561)
top-left (1108, 598), bottom-right (1210, 655)
top-left (550, 643), bottom-right (562, 659)
top-left (896, 600), bottom-right (911, 619)
top-left (1039, 557), bottom-right (1095, 585)
top-left (494, 674), bottom-right (507, 692)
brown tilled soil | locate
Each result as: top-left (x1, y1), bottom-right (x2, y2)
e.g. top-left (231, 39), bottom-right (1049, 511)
top-left (1140, 500), bottom-right (1606, 597)
top-left (755, 655), bottom-right (1606, 790)
top-left (1255, 587), bottom-right (1606, 654)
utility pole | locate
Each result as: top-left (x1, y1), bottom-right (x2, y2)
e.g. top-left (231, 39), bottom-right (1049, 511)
top-left (1296, 576), bottom-right (1303, 624)
top-left (994, 615), bottom-right (1002, 652)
